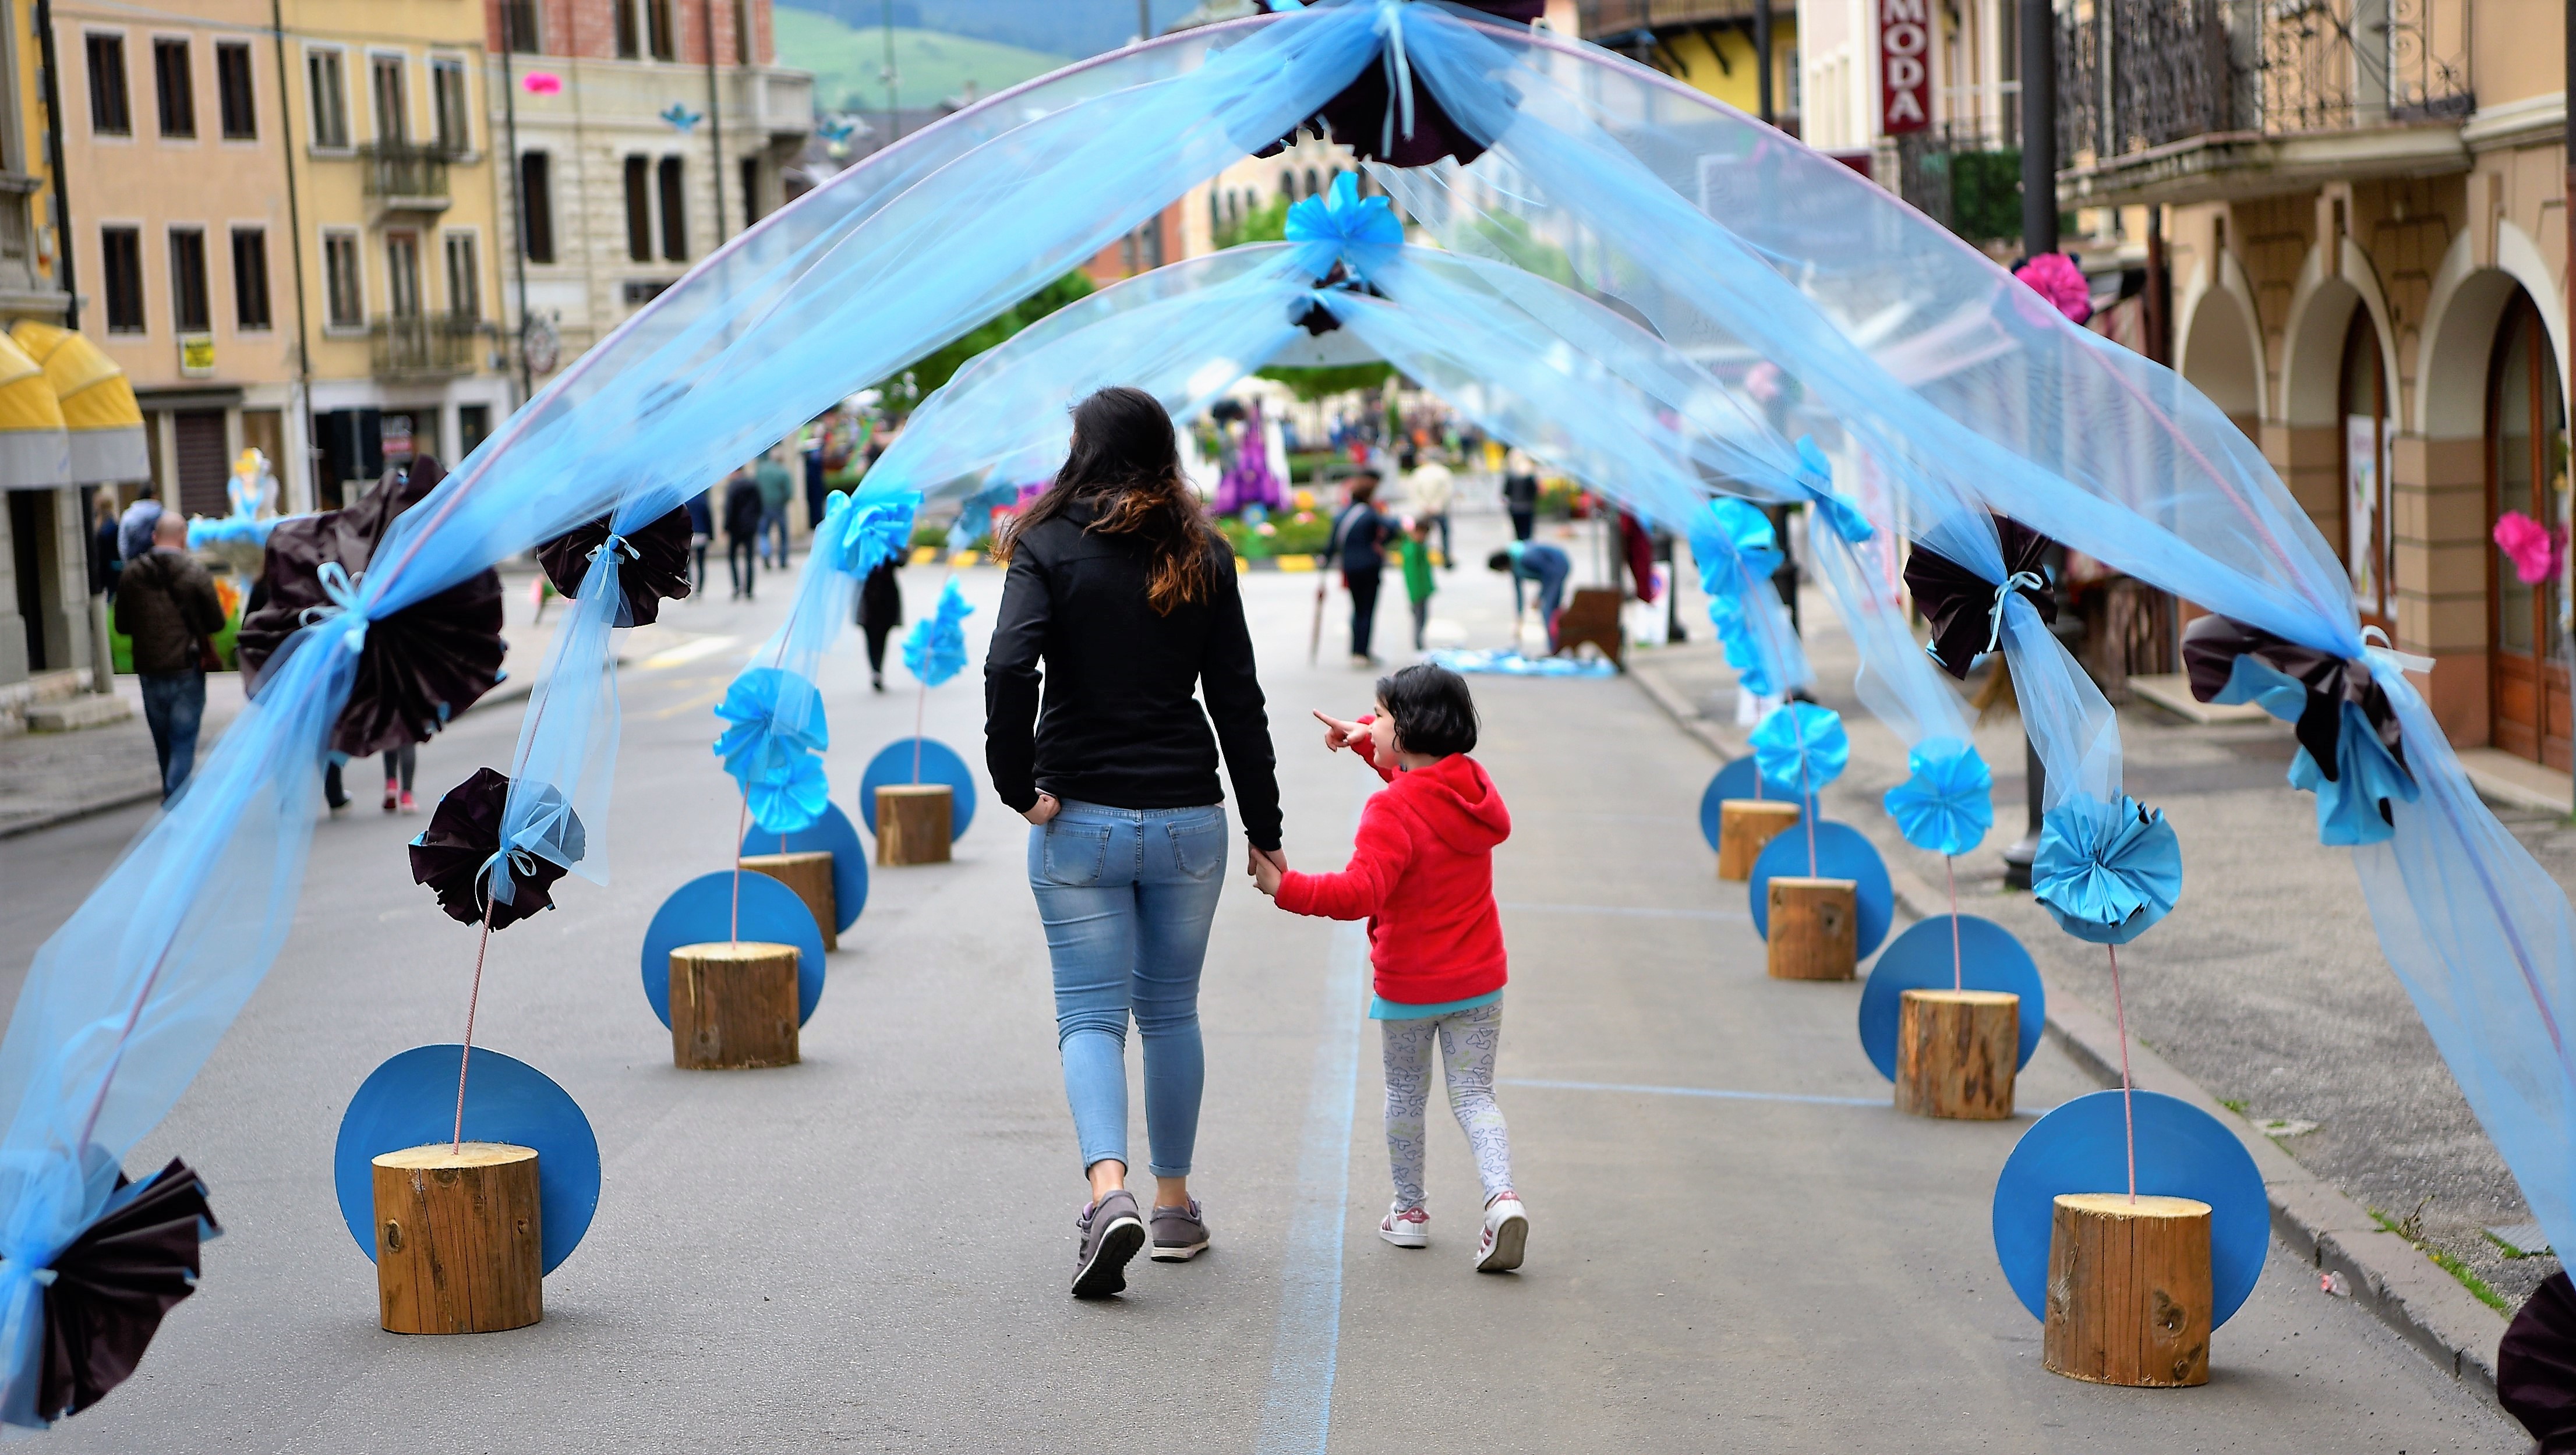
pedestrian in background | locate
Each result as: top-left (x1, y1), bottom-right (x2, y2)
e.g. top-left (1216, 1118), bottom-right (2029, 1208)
top-left (381, 743), bottom-right (417, 815)
top-left (755, 445), bottom-right (795, 568)
top-left (1399, 516), bottom-right (1436, 653)
top-left (855, 554), bottom-right (901, 692)
top-left (1488, 540), bottom-right (1571, 653)
top-left (985, 385), bottom-right (1282, 1298)
top-left (89, 490), bottom-right (122, 599)
top-left (1500, 451), bottom-right (1539, 543)
top-left (685, 486), bottom-right (713, 597)
top-left (1255, 665), bottom-right (1529, 1272)
top-left (1331, 470), bottom-right (1391, 667)
top-left (114, 510), bottom-right (224, 802)
top-left (723, 467), bottom-right (764, 600)
top-left (1401, 449), bottom-right (1454, 568)
top-left (118, 486), bottom-right (164, 562)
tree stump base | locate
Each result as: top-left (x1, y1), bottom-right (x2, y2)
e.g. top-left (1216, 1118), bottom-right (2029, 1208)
top-left (740, 850), bottom-right (837, 951)
top-left (2044, 1192), bottom-right (2213, 1387)
top-left (1766, 877), bottom-right (1857, 980)
top-left (670, 940), bottom-right (801, 1069)
top-left (1718, 799), bottom-right (1801, 880)
top-left (372, 1142), bottom-right (542, 1334)
top-left (875, 784), bottom-right (953, 866)
top-left (1896, 989), bottom-right (2019, 1119)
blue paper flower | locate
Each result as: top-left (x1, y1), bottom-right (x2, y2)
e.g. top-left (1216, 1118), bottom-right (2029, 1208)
top-left (713, 667), bottom-right (830, 833)
top-left (1688, 498), bottom-right (1786, 695)
top-left (1790, 437), bottom-right (1875, 543)
top-left (1284, 172), bottom-right (1405, 282)
top-left (2031, 792), bottom-right (2183, 945)
top-left (833, 491), bottom-right (920, 578)
top-left (903, 579), bottom-right (975, 688)
top-left (1751, 702), bottom-right (1848, 796)
top-left (1884, 736), bottom-right (1993, 856)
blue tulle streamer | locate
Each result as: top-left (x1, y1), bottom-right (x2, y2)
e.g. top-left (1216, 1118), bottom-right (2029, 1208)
top-left (1284, 170), bottom-right (1404, 280)
top-left (903, 579), bottom-right (975, 688)
top-left (713, 667), bottom-right (830, 834)
top-left (948, 478), bottom-right (1019, 550)
top-left (1883, 737), bottom-right (1994, 857)
top-left (2032, 792), bottom-right (2184, 946)
top-left (1750, 702), bottom-right (1848, 797)
top-left (1789, 437), bottom-right (1874, 544)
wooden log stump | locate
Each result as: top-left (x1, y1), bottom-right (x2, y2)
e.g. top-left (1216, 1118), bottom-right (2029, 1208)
top-left (740, 850), bottom-right (837, 951)
top-left (1896, 989), bottom-right (2019, 1119)
top-left (875, 784), bottom-right (953, 866)
top-left (1717, 799), bottom-right (1801, 880)
top-left (1766, 877), bottom-right (1857, 980)
top-left (372, 1142), bottom-right (542, 1334)
top-left (670, 940), bottom-right (801, 1070)
top-left (2043, 1192), bottom-right (2213, 1387)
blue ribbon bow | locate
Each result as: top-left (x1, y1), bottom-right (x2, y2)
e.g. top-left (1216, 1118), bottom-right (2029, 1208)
top-left (713, 667), bottom-right (831, 834)
top-left (1285, 172), bottom-right (1406, 282)
top-left (296, 561), bottom-right (369, 653)
top-left (1985, 571), bottom-right (2045, 654)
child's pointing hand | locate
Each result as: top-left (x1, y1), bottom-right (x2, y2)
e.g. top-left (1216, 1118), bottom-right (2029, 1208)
top-left (1313, 709), bottom-right (1369, 753)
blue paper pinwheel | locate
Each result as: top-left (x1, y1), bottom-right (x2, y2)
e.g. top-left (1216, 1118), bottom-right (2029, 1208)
top-left (2031, 792), bottom-right (2183, 945)
top-left (1687, 498), bottom-right (1787, 696)
top-left (835, 491), bottom-right (920, 578)
top-left (1284, 172), bottom-right (1405, 282)
top-left (903, 580), bottom-right (975, 688)
top-left (1789, 437), bottom-right (1875, 544)
top-left (1882, 736), bottom-right (1994, 857)
top-left (713, 666), bottom-right (830, 834)
top-left (1750, 702), bottom-right (1847, 798)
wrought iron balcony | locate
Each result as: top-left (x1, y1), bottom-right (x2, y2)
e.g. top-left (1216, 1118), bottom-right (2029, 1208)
top-left (370, 316), bottom-right (479, 378)
top-left (2056, 0), bottom-right (2473, 206)
top-left (359, 143), bottom-right (454, 210)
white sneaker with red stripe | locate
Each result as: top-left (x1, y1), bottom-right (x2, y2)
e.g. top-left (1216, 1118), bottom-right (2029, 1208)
top-left (1475, 1194), bottom-right (1528, 1272)
top-left (1379, 1202), bottom-right (1430, 1248)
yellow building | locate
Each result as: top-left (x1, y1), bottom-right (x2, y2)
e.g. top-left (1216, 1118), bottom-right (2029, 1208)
top-left (1581, 0), bottom-right (1801, 133)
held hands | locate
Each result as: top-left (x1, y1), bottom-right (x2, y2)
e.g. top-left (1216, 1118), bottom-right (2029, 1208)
top-left (1246, 841), bottom-right (1287, 897)
top-left (1021, 792), bottom-right (1061, 826)
top-left (1313, 709), bottom-right (1369, 755)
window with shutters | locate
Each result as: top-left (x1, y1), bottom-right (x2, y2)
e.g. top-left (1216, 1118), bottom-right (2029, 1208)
top-left (101, 226), bottom-right (144, 331)
top-left (623, 155), bottom-right (652, 261)
top-left (740, 156), bottom-right (761, 229)
top-left (86, 34), bottom-right (130, 136)
top-left (215, 41), bottom-right (256, 139)
top-left (369, 54), bottom-right (405, 144)
top-left (153, 38), bottom-right (194, 138)
top-left (168, 226), bottom-right (209, 331)
top-left (615, 0), bottom-right (640, 58)
top-left (431, 56), bottom-right (468, 153)
top-left (307, 49), bottom-right (348, 148)
top-left (231, 228), bottom-right (270, 329)
top-left (647, 0), bottom-right (676, 61)
top-left (443, 232), bottom-right (479, 321)
top-left (520, 151), bottom-right (555, 263)
top-left (656, 155), bottom-right (686, 261)
top-left (384, 231), bottom-right (421, 319)
top-left (322, 229), bottom-right (363, 328)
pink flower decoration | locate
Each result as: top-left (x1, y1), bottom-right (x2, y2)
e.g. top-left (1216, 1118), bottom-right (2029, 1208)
top-left (1744, 360), bottom-right (1783, 404)
top-left (2493, 509), bottom-right (2565, 585)
top-left (2013, 253), bottom-right (2093, 325)
top-left (522, 72), bottom-right (563, 96)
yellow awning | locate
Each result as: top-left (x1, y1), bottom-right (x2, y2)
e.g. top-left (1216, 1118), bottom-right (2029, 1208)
top-left (0, 330), bottom-right (68, 489)
top-left (11, 321), bottom-right (147, 483)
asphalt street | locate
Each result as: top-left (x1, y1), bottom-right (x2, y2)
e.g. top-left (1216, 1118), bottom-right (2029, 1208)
top-left (0, 515), bottom-right (2526, 1452)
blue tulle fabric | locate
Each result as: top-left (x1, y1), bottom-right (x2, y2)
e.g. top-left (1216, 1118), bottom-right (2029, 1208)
top-left (903, 580), bottom-right (976, 688)
top-left (1750, 703), bottom-right (1848, 798)
top-left (2032, 793), bottom-right (2185, 946)
top-left (9, 2), bottom-right (2575, 1400)
top-left (713, 667), bottom-right (831, 834)
top-left (1884, 738), bottom-right (1994, 858)
top-left (2204, 651), bottom-right (2419, 847)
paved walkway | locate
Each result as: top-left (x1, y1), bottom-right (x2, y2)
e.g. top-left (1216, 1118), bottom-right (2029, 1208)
top-left (0, 528), bottom-right (2524, 1450)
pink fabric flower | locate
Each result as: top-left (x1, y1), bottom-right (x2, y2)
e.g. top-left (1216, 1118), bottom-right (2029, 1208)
top-left (2493, 509), bottom-right (2565, 585)
top-left (522, 72), bottom-right (563, 95)
top-left (2012, 253), bottom-right (2093, 325)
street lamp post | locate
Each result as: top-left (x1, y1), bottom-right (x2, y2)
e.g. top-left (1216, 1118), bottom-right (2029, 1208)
top-left (2005, 0), bottom-right (2058, 891)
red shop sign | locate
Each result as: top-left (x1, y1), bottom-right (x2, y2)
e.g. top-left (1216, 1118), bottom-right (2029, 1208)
top-left (1880, 0), bottom-right (1931, 134)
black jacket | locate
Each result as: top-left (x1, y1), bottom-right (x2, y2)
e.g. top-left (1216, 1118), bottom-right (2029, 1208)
top-left (984, 497), bottom-right (1280, 850)
top-left (1333, 500), bottom-right (1390, 572)
top-left (722, 476), bottom-right (764, 538)
top-left (114, 548), bottom-right (225, 675)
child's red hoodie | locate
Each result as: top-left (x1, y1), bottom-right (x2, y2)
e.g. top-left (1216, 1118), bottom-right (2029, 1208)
top-left (1274, 727), bottom-right (1511, 1005)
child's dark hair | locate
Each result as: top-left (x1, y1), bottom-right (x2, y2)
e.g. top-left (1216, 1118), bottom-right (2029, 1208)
top-left (1374, 663), bottom-right (1478, 757)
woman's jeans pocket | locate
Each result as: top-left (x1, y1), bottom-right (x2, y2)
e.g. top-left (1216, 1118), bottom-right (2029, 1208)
top-left (1040, 821), bottom-right (1112, 886)
top-left (1166, 815), bottom-right (1225, 882)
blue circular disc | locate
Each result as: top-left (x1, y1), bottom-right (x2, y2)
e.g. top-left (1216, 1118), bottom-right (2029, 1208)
top-left (334, 1045), bottom-right (600, 1274)
top-left (859, 738), bottom-right (977, 841)
top-left (1698, 757), bottom-right (1819, 852)
top-left (738, 798), bottom-right (868, 932)
top-left (1858, 915), bottom-right (2045, 1079)
top-left (1747, 819), bottom-right (1893, 956)
top-left (1992, 1089), bottom-right (2268, 1328)
top-left (639, 870), bottom-right (827, 1029)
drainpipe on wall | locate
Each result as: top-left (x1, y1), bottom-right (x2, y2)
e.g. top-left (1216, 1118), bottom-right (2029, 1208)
top-left (702, 0), bottom-right (724, 246)
top-left (33, 0), bottom-right (75, 330)
top-left (268, 0), bottom-right (317, 512)
top-left (2008, 0), bottom-right (2058, 891)
top-left (501, 27), bottom-right (530, 404)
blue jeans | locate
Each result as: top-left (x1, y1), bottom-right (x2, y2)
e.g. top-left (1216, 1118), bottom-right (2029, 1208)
top-left (139, 670), bottom-right (205, 802)
top-left (758, 505), bottom-right (788, 566)
top-left (1028, 800), bottom-right (1229, 1177)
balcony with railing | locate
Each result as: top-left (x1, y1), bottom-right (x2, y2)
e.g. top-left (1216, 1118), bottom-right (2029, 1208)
top-left (370, 316), bottom-right (479, 378)
top-left (359, 143), bottom-right (455, 211)
top-left (2055, 0), bottom-right (2473, 208)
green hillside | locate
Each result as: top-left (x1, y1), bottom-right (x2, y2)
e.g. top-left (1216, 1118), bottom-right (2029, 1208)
top-left (774, 10), bottom-right (1070, 116)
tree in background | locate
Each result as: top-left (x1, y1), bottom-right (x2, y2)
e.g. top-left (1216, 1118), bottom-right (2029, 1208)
top-left (872, 270), bottom-right (1095, 416)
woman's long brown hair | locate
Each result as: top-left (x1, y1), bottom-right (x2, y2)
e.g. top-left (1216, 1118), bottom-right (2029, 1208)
top-left (994, 385), bottom-right (1214, 614)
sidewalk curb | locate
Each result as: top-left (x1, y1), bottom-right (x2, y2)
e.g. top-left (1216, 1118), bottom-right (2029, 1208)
top-left (1626, 657), bottom-right (2510, 1409)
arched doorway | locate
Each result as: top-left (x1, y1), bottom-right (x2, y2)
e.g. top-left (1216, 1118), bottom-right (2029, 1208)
top-left (2487, 292), bottom-right (2571, 767)
top-left (2341, 308), bottom-right (2393, 629)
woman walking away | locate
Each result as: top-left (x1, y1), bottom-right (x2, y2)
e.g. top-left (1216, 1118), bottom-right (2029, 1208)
top-left (1254, 664), bottom-right (1529, 1272)
top-left (856, 553), bottom-right (902, 692)
top-left (1333, 471), bottom-right (1391, 667)
top-left (722, 466), bottom-right (764, 599)
top-left (987, 385), bottom-right (1284, 1299)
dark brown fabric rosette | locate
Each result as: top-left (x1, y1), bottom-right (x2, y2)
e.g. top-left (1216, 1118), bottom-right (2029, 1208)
top-left (535, 506), bottom-right (694, 627)
top-left (1900, 516), bottom-right (2057, 679)
top-left (2501, 1270), bottom-right (2576, 1452)
top-left (2180, 613), bottom-right (2407, 787)
top-left (235, 456), bottom-right (507, 758)
top-left (34, 1158), bottom-right (217, 1423)
top-left (407, 767), bottom-right (582, 931)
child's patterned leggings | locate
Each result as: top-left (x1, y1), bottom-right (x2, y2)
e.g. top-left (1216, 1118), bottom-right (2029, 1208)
top-left (1380, 1000), bottom-right (1514, 1210)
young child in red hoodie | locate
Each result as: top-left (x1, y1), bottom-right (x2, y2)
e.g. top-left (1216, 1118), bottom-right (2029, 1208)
top-left (1252, 663), bottom-right (1527, 1272)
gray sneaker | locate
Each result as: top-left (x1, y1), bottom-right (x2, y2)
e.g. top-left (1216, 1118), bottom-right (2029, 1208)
top-left (1150, 1199), bottom-right (1210, 1262)
top-left (1072, 1190), bottom-right (1146, 1298)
